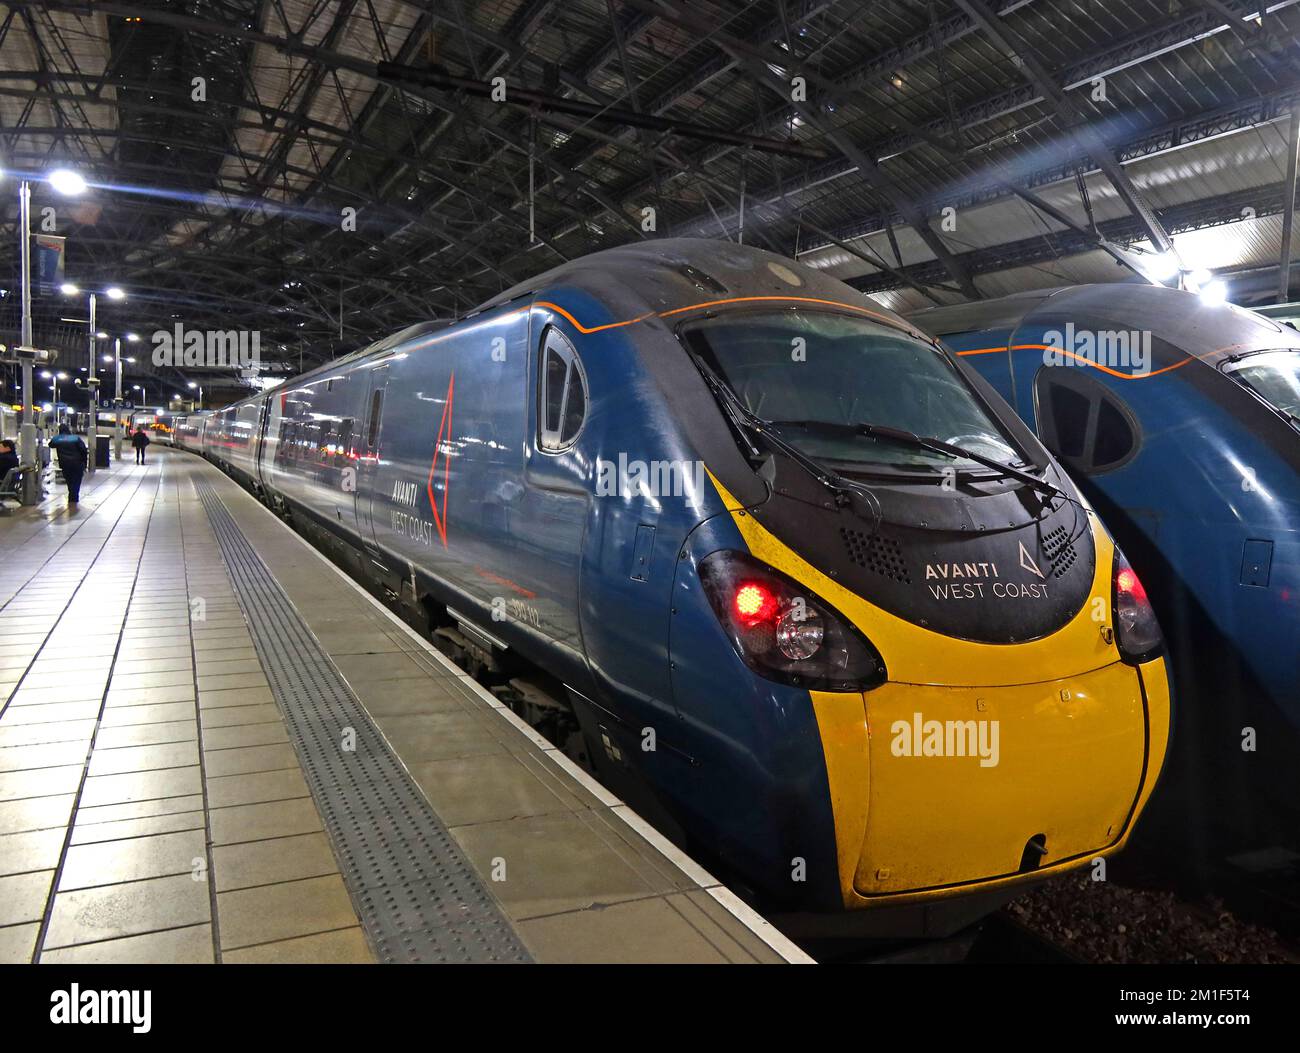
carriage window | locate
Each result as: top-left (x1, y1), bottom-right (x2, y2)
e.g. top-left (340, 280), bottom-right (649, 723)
top-left (336, 418), bottom-right (353, 464)
top-left (1034, 368), bottom-right (1140, 474)
top-left (1093, 398), bottom-right (1134, 466)
top-left (367, 390), bottom-right (384, 448)
top-left (318, 421), bottom-right (335, 461)
top-left (539, 327), bottom-right (588, 451)
top-left (1047, 385), bottom-right (1089, 459)
top-left (544, 348), bottom-right (566, 429)
top-left (561, 367), bottom-right (587, 444)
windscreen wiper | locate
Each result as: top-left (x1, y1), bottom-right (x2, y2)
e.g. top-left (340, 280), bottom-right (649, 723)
top-left (772, 419), bottom-right (1064, 500)
top-left (693, 362), bottom-right (877, 510)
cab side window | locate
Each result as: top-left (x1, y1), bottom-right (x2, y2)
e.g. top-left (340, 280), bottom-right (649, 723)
top-left (538, 327), bottom-right (588, 451)
top-left (1034, 368), bottom-right (1140, 474)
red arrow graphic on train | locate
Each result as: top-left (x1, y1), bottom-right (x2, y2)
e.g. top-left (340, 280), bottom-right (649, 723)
top-left (425, 372), bottom-right (455, 548)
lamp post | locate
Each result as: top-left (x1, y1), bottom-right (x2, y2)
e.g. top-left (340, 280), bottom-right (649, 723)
top-left (63, 284), bottom-right (127, 473)
top-left (17, 179), bottom-right (37, 503)
top-left (96, 339), bottom-right (135, 463)
top-left (41, 370), bottom-right (68, 421)
top-left (188, 380), bottom-right (203, 408)
top-left (15, 168), bottom-right (87, 503)
top-left (114, 339), bottom-right (124, 462)
top-left (87, 290), bottom-right (97, 472)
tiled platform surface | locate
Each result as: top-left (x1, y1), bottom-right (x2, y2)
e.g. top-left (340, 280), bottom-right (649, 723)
top-left (0, 448), bottom-right (798, 964)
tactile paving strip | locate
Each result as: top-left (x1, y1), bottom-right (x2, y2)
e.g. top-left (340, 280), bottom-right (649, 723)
top-left (194, 479), bottom-right (531, 963)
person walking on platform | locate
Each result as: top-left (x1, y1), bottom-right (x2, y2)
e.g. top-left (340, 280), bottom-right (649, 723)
top-left (48, 424), bottom-right (88, 506)
top-left (0, 439), bottom-right (18, 481)
top-left (131, 426), bottom-right (151, 464)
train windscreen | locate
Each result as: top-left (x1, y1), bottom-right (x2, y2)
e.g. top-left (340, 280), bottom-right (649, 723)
top-left (682, 310), bottom-right (1024, 473)
top-left (1225, 350), bottom-right (1300, 420)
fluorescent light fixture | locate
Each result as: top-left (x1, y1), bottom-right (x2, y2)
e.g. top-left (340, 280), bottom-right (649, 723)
top-left (48, 169), bottom-right (87, 196)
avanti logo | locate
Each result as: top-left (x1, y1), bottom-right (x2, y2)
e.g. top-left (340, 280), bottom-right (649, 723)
top-left (1019, 541), bottom-right (1045, 579)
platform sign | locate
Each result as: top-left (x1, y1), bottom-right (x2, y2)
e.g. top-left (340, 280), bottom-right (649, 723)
top-left (33, 234), bottom-right (66, 296)
top-left (110, 398), bottom-right (134, 410)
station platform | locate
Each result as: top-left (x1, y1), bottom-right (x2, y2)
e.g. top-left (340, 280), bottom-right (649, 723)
top-left (0, 448), bottom-right (806, 964)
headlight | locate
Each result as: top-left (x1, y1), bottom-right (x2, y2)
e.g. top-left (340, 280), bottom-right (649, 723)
top-left (1112, 549), bottom-right (1163, 662)
top-left (776, 604), bottom-right (823, 660)
top-left (698, 550), bottom-right (886, 691)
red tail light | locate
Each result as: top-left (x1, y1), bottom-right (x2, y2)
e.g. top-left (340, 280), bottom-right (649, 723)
top-left (1112, 550), bottom-right (1162, 662)
top-left (1115, 567), bottom-right (1146, 604)
top-left (699, 551), bottom-right (886, 692)
top-left (734, 583), bottom-right (778, 626)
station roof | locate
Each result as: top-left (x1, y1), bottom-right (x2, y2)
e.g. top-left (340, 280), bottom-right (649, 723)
top-left (1, 0), bottom-right (1297, 395)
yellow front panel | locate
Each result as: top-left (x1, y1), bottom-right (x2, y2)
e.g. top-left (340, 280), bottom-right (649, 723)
top-left (710, 471), bottom-right (1172, 908)
top-left (853, 663), bottom-right (1146, 895)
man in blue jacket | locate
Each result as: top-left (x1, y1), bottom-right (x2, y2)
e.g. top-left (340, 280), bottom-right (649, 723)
top-left (48, 424), bottom-right (88, 505)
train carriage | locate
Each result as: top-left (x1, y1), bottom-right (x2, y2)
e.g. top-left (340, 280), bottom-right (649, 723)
top-left (184, 240), bottom-right (1172, 933)
top-left (912, 285), bottom-right (1300, 857)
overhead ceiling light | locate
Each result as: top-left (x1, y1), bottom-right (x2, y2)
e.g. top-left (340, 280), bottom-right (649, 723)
top-left (105, 286), bottom-right (126, 301)
top-left (126, 332), bottom-right (139, 342)
top-left (60, 282), bottom-right (80, 295)
top-left (1146, 252), bottom-right (1179, 282)
top-left (1199, 280), bottom-right (1228, 306)
top-left (48, 169), bottom-right (87, 196)
top-left (95, 331), bottom-right (108, 339)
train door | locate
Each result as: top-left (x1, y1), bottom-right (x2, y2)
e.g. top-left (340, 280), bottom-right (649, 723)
top-left (355, 358), bottom-right (392, 558)
top-left (254, 397), bottom-right (272, 484)
top-left (517, 313), bottom-right (592, 666)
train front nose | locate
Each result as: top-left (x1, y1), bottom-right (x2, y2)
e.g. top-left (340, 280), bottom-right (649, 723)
top-left (812, 656), bottom-right (1171, 906)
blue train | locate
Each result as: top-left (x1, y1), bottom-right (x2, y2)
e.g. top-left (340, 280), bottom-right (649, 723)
top-left (912, 285), bottom-right (1300, 858)
top-left (177, 241), bottom-right (1171, 935)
